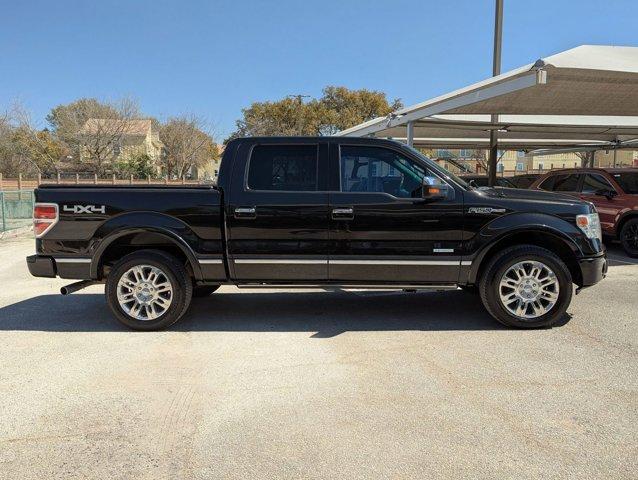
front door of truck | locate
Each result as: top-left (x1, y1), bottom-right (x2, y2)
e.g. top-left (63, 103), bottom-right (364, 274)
top-left (226, 140), bottom-right (330, 281)
top-left (328, 143), bottom-right (465, 284)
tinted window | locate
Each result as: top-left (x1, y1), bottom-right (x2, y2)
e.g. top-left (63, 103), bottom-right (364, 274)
top-left (247, 145), bottom-right (318, 191)
top-left (581, 174), bottom-right (614, 194)
top-left (340, 146), bottom-right (441, 198)
top-left (497, 177), bottom-right (516, 188)
top-left (613, 172), bottom-right (638, 194)
top-left (541, 173), bottom-right (580, 192)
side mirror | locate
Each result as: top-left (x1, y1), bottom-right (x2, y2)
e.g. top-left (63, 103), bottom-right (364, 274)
top-left (422, 177), bottom-right (449, 201)
top-left (595, 189), bottom-right (617, 200)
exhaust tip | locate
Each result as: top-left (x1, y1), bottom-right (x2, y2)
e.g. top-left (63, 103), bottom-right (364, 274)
top-left (60, 286), bottom-right (70, 295)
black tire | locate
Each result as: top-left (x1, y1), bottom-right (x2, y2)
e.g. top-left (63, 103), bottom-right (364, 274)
top-left (192, 285), bottom-right (220, 297)
top-left (479, 245), bottom-right (573, 328)
top-left (106, 250), bottom-right (193, 331)
top-left (620, 218), bottom-right (638, 258)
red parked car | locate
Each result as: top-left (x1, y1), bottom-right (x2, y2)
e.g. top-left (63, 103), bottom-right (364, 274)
top-left (531, 168), bottom-right (638, 256)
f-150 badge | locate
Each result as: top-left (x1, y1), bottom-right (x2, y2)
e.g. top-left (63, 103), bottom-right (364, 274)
top-left (468, 207), bottom-right (506, 214)
top-left (63, 204), bottom-right (106, 214)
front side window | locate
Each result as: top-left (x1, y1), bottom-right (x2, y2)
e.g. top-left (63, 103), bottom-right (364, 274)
top-left (247, 144), bottom-right (318, 191)
top-left (581, 174), bottom-right (614, 194)
top-left (340, 146), bottom-right (442, 198)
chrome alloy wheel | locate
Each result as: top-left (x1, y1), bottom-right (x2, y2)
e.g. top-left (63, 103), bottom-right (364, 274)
top-left (498, 260), bottom-right (560, 319)
top-left (116, 265), bottom-right (173, 320)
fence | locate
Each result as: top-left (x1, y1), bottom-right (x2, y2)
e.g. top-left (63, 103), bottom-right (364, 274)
top-left (0, 190), bottom-right (34, 233)
top-left (0, 173), bottom-right (210, 191)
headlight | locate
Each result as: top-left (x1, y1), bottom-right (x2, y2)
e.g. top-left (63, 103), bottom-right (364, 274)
top-left (576, 213), bottom-right (602, 241)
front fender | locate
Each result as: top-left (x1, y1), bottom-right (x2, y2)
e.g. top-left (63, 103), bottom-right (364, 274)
top-left (465, 212), bottom-right (588, 283)
top-left (89, 212), bottom-right (203, 280)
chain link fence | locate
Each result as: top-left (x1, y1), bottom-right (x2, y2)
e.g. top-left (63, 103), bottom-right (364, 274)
top-left (0, 190), bottom-right (34, 233)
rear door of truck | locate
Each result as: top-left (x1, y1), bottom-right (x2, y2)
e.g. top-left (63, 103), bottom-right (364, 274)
top-left (225, 139), bottom-right (330, 281)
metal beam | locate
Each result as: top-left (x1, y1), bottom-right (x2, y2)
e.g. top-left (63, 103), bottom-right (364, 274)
top-left (406, 121), bottom-right (414, 146)
top-left (488, 0), bottom-right (504, 187)
top-left (338, 71), bottom-right (541, 137)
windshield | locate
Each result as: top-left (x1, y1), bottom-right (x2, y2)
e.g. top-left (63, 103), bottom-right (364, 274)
top-left (612, 172), bottom-right (638, 194)
top-left (403, 145), bottom-right (471, 189)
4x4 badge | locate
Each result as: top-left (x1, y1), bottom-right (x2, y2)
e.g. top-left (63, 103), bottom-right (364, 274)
top-left (63, 204), bottom-right (106, 214)
top-left (468, 207), bottom-right (506, 214)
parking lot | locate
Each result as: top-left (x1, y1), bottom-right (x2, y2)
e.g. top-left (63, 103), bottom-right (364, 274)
top-left (0, 234), bottom-right (636, 480)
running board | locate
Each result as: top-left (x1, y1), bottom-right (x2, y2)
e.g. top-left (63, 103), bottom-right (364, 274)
top-left (235, 284), bottom-right (459, 290)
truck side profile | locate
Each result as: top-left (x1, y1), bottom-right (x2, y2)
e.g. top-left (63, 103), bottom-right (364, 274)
top-left (27, 137), bottom-right (607, 330)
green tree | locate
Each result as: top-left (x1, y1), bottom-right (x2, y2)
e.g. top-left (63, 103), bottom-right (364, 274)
top-left (114, 153), bottom-right (156, 179)
top-left (228, 86), bottom-right (401, 140)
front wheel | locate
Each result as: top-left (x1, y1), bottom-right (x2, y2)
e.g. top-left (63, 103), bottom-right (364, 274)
top-left (620, 218), bottom-right (638, 258)
top-left (106, 250), bottom-right (193, 331)
top-left (479, 245), bottom-right (573, 328)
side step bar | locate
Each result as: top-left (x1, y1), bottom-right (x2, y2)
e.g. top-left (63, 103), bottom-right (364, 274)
top-left (235, 284), bottom-right (459, 290)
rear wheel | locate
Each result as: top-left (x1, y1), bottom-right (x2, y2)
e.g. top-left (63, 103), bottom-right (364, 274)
top-left (106, 250), bottom-right (192, 331)
top-left (479, 245), bottom-right (573, 328)
top-left (620, 218), bottom-right (638, 258)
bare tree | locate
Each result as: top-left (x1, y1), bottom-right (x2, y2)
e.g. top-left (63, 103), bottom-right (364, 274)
top-left (47, 97), bottom-right (141, 174)
top-left (576, 151), bottom-right (595, 168)
top-left (11, 103), bottom-right (68, 174)
top-left (160, 115), bottom-right (217, 179)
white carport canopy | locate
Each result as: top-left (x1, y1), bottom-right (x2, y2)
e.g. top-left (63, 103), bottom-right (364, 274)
top-left (337, 45), bottom-right (638, 151)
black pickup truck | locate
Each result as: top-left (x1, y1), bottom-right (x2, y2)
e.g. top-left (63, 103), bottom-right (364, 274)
top-left (27, 137), bottom-right (607, 330)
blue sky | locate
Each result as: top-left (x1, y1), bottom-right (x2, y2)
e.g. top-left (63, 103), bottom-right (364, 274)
top-left (1, 0), bottom-right (637, 139)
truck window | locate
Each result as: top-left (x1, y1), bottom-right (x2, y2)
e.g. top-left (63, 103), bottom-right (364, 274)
top-left (581, 174), bottom-right (615, 194)
top-left (613, 172), bottom-right (638, 194)
top-left (340, 145), bottom-right (439, 198)
top-left (247, 145), bottom-right (318, 191)
top-left (541, 173), bottom-right (580, 192)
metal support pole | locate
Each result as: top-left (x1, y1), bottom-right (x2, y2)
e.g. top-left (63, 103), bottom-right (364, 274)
top-left (406, 121), bottom-right (415, 147)
top-left (1, 192), bottom-right (5, 233)
top-left (613, 148), bottom-right (618, 168)
top-left (488, 0), bottom-right (503, 187)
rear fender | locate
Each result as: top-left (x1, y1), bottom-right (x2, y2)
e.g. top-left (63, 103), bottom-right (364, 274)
top-left (90, 212), bottom-right (203, 280)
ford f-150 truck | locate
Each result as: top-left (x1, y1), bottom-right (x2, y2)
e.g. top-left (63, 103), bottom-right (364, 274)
top-left (27, 137), bottom-right (607, 330)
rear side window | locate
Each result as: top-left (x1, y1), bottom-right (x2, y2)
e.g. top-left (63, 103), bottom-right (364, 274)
top-left (247, 145), bottom-right (318, 191)
top-left (540, 174), bottom-right (580, 192)
top-left (581, 174), bottom-right (614, 194)
top-left (613, 172), bottom-right (638, 194)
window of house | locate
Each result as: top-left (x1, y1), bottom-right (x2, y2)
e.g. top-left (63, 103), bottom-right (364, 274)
top-left (339, 145), bottom-right (442, 198)
top-left (516, 163), bottom-right (525, 171)
top-left (247, 144), bottom-right (318, 191)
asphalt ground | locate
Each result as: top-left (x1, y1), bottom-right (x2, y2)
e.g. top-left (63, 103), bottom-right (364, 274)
top-left (0, 234), bottom-right (636, 479)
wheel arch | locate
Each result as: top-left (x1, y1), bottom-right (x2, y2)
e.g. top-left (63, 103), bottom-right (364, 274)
top-left (91, 224), bottom-right (202, 281)
top-left (616, 211), bottom-right (638, 239)
top-left (468, 228), bottom-right (583, 287)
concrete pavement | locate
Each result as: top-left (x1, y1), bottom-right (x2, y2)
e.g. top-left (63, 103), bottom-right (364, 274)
top-left (0, 235), bottom-right (636, 479)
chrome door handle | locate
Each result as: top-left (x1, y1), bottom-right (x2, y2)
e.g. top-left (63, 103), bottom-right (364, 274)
top-left (234, 206), bottom-right (256, 219)
top-left (332, 207), bottom-right (354, 220)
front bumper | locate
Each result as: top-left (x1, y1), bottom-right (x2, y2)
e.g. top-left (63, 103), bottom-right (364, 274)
top-left (578, 252), bottom-right (607, 287)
